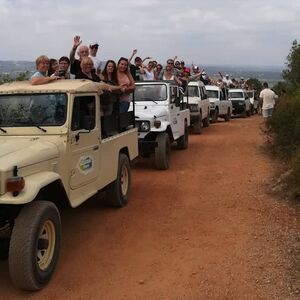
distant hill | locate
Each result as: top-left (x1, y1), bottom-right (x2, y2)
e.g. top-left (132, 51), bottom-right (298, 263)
top-left (0, 60), bottom-right (35, 75)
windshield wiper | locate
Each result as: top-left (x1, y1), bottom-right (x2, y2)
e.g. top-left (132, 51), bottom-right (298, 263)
top-left (14, 118), bottom-right (48, 132)
top-left (35, 125), bottom-right (47, 133)
top-left (0, 127), bottom-right (7, 133)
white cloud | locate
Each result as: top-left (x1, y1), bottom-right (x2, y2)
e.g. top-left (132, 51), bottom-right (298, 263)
top-left (0, 0), bottom-right (299, 66)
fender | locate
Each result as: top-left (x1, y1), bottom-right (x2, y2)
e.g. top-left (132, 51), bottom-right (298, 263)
top-left (0, 171), bottom-right (60, 205)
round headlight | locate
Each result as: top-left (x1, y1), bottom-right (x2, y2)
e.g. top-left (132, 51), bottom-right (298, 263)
top-left (140, 121), bottom-right (150, 132)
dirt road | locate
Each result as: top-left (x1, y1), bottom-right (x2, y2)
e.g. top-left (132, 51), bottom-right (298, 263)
top-left (0, 115), bottom-right (299, 299)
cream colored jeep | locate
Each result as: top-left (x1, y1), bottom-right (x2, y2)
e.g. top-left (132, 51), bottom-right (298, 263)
top-left (0, 80), bottom-right (138, 290)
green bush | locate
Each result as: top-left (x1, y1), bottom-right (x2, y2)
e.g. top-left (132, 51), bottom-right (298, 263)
top-left (270, 88), bottom-right (300, 157)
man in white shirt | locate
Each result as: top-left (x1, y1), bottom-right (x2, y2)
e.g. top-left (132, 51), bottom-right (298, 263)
top-left (259, 82), bottom-right (277, 129)
top-left (89, 42), bottom-right (101, 75)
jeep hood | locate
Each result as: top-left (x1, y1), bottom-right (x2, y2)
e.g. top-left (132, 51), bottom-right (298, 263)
top-left (0, 138), bottom-right (59, 172)
top-left (135, 106), bottom-right (168, 119)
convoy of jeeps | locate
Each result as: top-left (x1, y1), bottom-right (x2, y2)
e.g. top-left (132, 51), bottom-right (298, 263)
top-left (0, 78), bottom-right (258, 291)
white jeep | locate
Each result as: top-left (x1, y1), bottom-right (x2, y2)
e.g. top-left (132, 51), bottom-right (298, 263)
top-left (206, 85), bottom-right (232, 122)
top-left (228, 88), bottom-right (251, 117)
top-left (133, 81), bottom-right (190, 170)
top-left (183, 81), bottom-right (210, 134)
top-left (0, 80), bottom-right (138, 290)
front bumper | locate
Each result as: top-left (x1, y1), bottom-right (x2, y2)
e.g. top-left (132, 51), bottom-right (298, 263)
top-left (138, 139), bottom-right (158, 153)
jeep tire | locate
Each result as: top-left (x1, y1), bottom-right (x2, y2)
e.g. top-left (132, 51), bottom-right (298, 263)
top-left (177, 123), bottom-right (189, 150)
top-left (202, 113), bottom-right (210, 127)
top-left (155, 133), bottom-right (171, 170)
top-left (211, 109), bottom-right (218, 123)
top-left (193, 114), bottom-right (202, 134)
top-left (224, 108), bottom-right (231, 122)
top-left (106, 153), bottom-right (131, 207)
top-left (9, 201), bottom-right (61, 291)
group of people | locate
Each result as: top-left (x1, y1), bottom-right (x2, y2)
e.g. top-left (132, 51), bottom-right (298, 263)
top-left (30, 35), bottom-right (257, 114)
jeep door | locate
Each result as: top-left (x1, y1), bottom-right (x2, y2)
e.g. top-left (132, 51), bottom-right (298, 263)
top-left (199, 86), bottom-right (209, 118)
top-left (169, 85), bottom-right (181, 138)
top-left (69, 95), bottom-right (100, 189)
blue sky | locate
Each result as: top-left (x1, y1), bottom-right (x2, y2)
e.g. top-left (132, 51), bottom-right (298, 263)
top-left (0, 0), bottom-right (299, 66)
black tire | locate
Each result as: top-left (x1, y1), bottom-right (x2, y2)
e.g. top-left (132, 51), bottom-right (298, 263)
top-left (177, 123), bottom-right (189, 150)
top-left (224, 108), bottom-right (231, 122)
top-left (193, 114), bottom-right (202, 134)
top-left (211, 109), bottom-right (218, 123)
top-left (106, 153), bottom-right (131, 207)
top-left (155, 133), bottom-right (171, 170)
top-left (241, 108), bottom-right (247, 118)
top-left (9, 201), bottom-right (61, 291)
top-left (202, 112), bottom-right (210, 128)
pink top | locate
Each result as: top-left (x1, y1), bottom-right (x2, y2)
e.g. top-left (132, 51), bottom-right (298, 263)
top-left (118, 73), bottom-right (131, 102)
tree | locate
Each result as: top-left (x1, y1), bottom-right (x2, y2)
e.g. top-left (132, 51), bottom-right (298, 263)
top-left (246, 78), bottom-right (262, 95)
top-left (282, 40), bottom-right (300, 86)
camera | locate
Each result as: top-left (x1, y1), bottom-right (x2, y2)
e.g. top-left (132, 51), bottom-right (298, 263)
top-left (58, 70), bottom-right (66, 77)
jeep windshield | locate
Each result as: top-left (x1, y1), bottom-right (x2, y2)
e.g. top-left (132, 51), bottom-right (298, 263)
top-left (229, 92), bottom-right (244, 99)
top-left (134, 84), bottom-right (167, 102)
top-left (0, 93), bottom-right (67, 127)
top-left (207, 90), bottom-right (219, 99)
top-left (186, 86), bottom-right (199, 97)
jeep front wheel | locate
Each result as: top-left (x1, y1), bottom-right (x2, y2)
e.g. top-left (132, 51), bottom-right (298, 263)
top-left (203, 112), bottom-right (210, 127)
top-left (193, 113), bottom-right (202, 134)
top-left (224, 108), bottom-right (231, 122)
top-left (106, 153), bottom-right (131, 207)
top-left (155, 133), bottom-right (171, 170)
top-left (177, 123), bottom-right (189, 150)
top-left (9, 201), bottom-right (61, 291)
top-left (211, 109), bottom-right (218, 123)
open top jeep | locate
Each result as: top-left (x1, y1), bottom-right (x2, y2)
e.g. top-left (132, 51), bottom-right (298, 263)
top-left (206, 85), bottom-right (232, 122)
top-left (183, 81), bottom-right (210, 134)
top-left (0, 80), bottom-right (138, 290)
top-left (228, 88), bottom-right (251, 117)
top-left (133, 80), bottom-right (190, 170)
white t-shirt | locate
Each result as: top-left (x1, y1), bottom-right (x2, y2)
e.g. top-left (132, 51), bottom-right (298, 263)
top-left (89, 55), bottom-right (101, 73)
top-left (143, 69), bottom-right (155, 80)
top-left (259, 88), bottom-right (276, 109)
top-left (222, 77), bottom-right (232, 86)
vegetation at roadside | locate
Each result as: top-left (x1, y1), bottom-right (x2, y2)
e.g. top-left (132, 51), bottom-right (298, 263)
top-left (270, 40), bottom-right (300, 191)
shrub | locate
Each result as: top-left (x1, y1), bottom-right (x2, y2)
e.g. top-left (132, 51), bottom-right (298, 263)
top-left (270, 89), bottom-right (300, 157)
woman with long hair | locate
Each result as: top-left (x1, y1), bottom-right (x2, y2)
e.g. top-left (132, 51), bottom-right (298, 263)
top-left (116, 57), bottom-right (135, 113)
top-left (100, 60), bottom-right (119, 116)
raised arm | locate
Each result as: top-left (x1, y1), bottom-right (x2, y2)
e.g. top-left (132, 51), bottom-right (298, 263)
top-left (128, 49), bottom-right (137, 64)
top-left (69, 35), bottom-right (82, 64)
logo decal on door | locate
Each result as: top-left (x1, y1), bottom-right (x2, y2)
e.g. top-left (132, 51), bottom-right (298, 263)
top-left (78, 155), bottom-right (94, 174)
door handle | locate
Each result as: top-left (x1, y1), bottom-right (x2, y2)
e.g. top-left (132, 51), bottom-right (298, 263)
top-left (93, 145), bottom-right (99, 150)
top-left (177, 114), bottom-right (180, 116)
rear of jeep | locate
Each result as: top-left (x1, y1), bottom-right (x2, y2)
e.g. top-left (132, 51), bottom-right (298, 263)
top-left (0, 80), bottom-right (138, 290)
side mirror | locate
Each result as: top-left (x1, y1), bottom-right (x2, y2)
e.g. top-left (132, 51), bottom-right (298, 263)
top-left (203, 94), bottom-right (208, 100)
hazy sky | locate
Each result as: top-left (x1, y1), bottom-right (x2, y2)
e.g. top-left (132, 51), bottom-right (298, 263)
top-left (0, 0), bottom-right (299, 66)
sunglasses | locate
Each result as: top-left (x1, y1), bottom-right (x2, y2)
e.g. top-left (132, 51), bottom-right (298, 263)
top-left (90, 46), bottom-right (98, 49)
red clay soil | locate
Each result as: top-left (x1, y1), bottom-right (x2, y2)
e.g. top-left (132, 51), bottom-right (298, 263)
top-left (0, 115), bottom-right (299, 299)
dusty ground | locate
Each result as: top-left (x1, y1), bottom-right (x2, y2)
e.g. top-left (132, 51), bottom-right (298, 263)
top-left (0, 115), bottom-right (299, 299)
